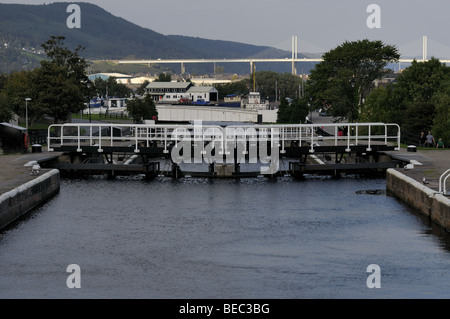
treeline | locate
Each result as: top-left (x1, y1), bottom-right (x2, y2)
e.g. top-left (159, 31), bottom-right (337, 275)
top-left (0, 36), bottom-right (148, 126)
top-left (273, 39), bottom-right (450, 145)
top-left (213, 71), bottom-right (310, 124)
top-left (0, 36), bottom-right (91, 125)
top-left (214, 71), bottom-right (305, 101)
top-left (360, 58), bottom-right (450, 145)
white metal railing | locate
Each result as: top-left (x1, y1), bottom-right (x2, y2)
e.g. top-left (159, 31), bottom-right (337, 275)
top-left (47, 122), bottom-right (401, 154)
top-left (439, 169), bottom-right (450, 195)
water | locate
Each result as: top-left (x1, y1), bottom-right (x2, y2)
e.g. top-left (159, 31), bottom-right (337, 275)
top-left (1, 175), bottom-right (450, 299)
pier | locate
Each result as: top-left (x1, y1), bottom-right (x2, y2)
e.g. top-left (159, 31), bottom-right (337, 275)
top-left (43, 122), bottom-right (402, 179)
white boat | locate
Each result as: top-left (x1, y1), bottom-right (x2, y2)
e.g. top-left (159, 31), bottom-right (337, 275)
top-left (240, 64), bottom-right (270, 110)
top-left (241, 92), bottom-right (269, 110)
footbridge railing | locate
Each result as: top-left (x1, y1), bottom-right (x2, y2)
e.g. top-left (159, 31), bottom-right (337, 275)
top-left (47, 122), bottom-right (401, 154)
top-left (439, 169), bottom-right (450, 195)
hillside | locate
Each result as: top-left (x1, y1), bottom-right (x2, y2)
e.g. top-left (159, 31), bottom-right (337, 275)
top-left (0, 2), bottom-right (298, 74)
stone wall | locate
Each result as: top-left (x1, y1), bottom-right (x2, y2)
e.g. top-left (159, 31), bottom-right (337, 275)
top-left (0, 169), bottom-right (60, 230)
top-left (386, 168), bottom-right (450, 231)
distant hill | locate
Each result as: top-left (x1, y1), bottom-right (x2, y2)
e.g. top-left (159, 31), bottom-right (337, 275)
top-left (0, 2), bottom-right (310, 74)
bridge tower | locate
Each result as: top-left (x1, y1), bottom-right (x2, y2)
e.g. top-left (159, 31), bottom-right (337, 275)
top-left (292, 35), bottom-right (298, 75)
top-left (423, 35), bottom-right (428, 62)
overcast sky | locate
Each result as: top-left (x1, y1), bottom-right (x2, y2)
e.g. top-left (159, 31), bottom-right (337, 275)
top-left (2, 0), bottom-right (450, 58)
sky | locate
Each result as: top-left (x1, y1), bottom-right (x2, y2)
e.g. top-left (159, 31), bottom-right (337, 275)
top-left (2, 0), bottom-right (450, 58)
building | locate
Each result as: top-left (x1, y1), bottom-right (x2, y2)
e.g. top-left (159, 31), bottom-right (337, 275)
top-left (88, 73), bottom-right (133, 82)
top-left (190, 77), bottom-right (231, 86)
top-left (144, 82), bottom-right (219, 105)
top-left (187, 86), bottom-right (219, 105)
top-left (145, 82), bottom-right (193, 103)
top-left (116, 76), bottom-right (156, 85)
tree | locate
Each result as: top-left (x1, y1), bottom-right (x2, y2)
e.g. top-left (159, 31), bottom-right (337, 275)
top-left (395, 58), bottom-right (450, 103)
top-left (154, 73), bottom-right (172, 82)
top-left (289, 98), bottom-right (310, 124)
top-left (93, 77), bottom-right (131, 99)
top-left (34, 36), bottom-right (89, 123)
top-left (307, 39), bottom-right (400, 121)
top-left (403, 101), bottom-right (435, 138)
top-left (0, 73), bottom-right (9, 90)
top-left (214, 80), bottom-right (249, 100)
top-left (135, 80), bottom-right (150, 96)
top-left (214, 71), bottom-right (303, 102)
top-left (432, 91), bottom-right (450, 145)
top-left (276, 97), bottom-right (291, 123)
top-left (276, 96), bottom-right (310, 124)
top-left (361, 58), bottom-right (450, 141)
top-left (0, 91), bottom-right (13, 123)
top-left (40, 36), bottom-right (89, 86)
top-left (360, 85), bottom-right (406, 125)
top-left (1, 71), bottom-right (37, 125)
top-left (127, 94), bottom-right (157, 123)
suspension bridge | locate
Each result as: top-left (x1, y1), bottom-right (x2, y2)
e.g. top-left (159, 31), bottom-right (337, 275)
top-left (116, 36), bottom-right (450, 75)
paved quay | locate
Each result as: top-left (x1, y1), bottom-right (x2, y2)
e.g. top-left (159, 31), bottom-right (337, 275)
top-left (0, 150), bottom-right (59, 195)
top-left (384, 148), bottom-right (450, 194)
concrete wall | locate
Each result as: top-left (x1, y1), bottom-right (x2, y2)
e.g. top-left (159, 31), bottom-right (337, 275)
top-left (386, 168), bottom-right (450, 231)
top-left (258, 109), bottom-right (278, 123)
top-left (0, 169), bottom-right (60, 230)
top-left (156, 106), bottom-right (279, 123)
top-left (157, 105), bottom-right (259, 123)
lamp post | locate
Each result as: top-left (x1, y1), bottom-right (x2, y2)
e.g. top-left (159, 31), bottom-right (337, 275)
top-left (86, 83), bottom-right (91, 123)
top-left (24, 98), bottom-right (31, 151)
top-left (350, 77), bottom-right (356, 123)
top-left (349, 76), bottom-right (356, 137)
top-left (25, 98), bottom-right (31, 133)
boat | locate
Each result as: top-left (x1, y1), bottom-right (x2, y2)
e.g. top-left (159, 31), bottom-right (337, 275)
top-left (240, 92), bottom-right (270, 110)
top-left (218, 94), bottom-right (242, 107)
top-left (239, 64), bottom-right (269, 110)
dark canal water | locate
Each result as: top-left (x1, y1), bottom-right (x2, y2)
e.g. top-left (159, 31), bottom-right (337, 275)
top-left (1, 175), bottom-right (450, 299)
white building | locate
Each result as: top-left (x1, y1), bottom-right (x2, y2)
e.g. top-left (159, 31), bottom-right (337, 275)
top-left (88, 73), bottom-right (133, 82)
top-left (116, 76), bottom-right (156, 85)
top-left (145, 82), bottom-right (218, 105)
top-left (145, 82), bottom-right (193, 103)
top-left (187, 86), bottom-right (219, 105)
top-left (190, 77), bottom-right (231, 86)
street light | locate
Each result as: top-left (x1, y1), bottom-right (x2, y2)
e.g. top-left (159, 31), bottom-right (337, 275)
top-left (25, 98), bottom-right (31, 132)
top-left (350, 77), bottom-right (356, 123)
top-left (86, 82), bottom-right (91, 123)
top-left (24, 98), bottom-right (31, 152)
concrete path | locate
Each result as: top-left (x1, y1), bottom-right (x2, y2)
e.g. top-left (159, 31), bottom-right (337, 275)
top-left (0, 151), bottom-right (59, 195)
top-left (385, 148), bottom-right (450, 194)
